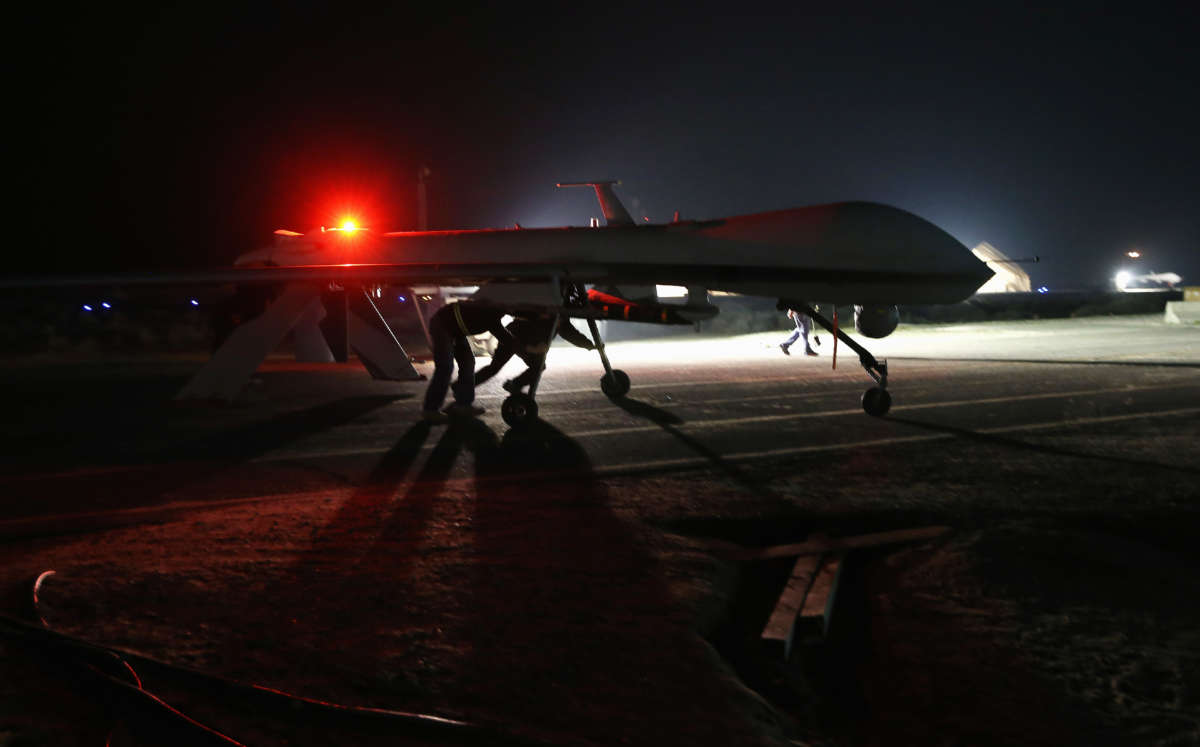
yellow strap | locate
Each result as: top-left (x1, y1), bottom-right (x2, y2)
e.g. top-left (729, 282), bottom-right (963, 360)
top-left (452, 303), bottom-right (470, 335)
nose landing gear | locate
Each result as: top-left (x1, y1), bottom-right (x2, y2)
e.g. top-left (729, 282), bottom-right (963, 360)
top-left (780, 300), bottom-right (892, 417)
top-left (587, 317), bottom-right (630, 399)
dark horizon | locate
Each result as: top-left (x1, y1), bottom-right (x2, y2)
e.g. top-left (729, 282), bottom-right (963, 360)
top-left (10, 3), bottom-right (1198, 291)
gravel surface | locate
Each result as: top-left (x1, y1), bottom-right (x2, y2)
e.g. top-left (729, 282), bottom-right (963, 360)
top-left (2, 317), bottom-right (1198, 745)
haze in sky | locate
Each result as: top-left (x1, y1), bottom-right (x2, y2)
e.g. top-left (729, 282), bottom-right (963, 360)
top-left (11, 3), bottom-right (1198, 290)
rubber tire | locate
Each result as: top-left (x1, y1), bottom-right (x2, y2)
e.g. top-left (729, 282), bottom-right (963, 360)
top-left (862, 387), bottom-right (892, 417)
top-left (501, 393), bottom-right (538, 427)
top-left (600, 369), bottom-right (631, 399)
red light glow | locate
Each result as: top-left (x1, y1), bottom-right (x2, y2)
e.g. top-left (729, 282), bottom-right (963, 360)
top-left (325, 217), bottom-right (364, 237)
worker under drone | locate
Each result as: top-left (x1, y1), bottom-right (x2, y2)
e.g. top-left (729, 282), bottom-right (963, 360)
top-left (475, 312), bottom-right (595, 393)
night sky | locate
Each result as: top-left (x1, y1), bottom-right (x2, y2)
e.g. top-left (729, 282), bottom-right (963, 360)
top-left (11, 2), bottom-right (1198, 289)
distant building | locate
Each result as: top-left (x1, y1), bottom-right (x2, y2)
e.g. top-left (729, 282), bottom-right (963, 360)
top-left (971, 242), bottom-right (1030, 293)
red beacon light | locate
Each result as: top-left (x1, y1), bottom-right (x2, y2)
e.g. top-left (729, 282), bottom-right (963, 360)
top-left (322, 217), bottom-right (366, 236)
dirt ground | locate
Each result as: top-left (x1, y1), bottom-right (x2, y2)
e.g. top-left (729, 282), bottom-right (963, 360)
top-left (3, 481), bottom-right (1199, 746)
top-left (856, 521), bottom-right (1200, 746)
top-left (2, 346), bottom-right (1199, 745)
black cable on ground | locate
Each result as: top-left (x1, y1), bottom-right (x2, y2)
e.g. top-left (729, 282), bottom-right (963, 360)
top-left (3, 570), bottom-right (546, 745)
top-left (11, 570), bottom-right (247, 746)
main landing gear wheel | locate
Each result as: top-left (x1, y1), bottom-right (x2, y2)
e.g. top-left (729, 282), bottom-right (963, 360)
top-left (600, 369), bottom-right (631, 399)
top-left (861, 387), bottom-right (892, 417)
top-left (501, 393), bottom-right (538, 427)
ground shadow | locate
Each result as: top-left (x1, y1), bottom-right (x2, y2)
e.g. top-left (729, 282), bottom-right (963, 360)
top-left (887, 415), bottom-right (1200, 476)
top-left (0, 394), bottom-right (403, 521)
top-left (892, 356), bottom-right (1200, 369)
top-left (457, 418), bottom-right (777, 744)
top-left (611, 396), bottom-right (767, 491)
top-left (180, 395), bottom-right (406, 463)
top-left (855, 538), bottom-right (1124, 747)
top-left (609, 396), bottom-right (684, 426)
top-left (0, 396), bottom-right (403, 523)
top-left (0, 357), bottom-right (410, 470)
top-left (610, 396), bottom-right (809, 528)
top-left (208, 420), bottom-right (438, 678)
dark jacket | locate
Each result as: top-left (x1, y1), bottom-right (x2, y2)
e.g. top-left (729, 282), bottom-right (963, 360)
top-left (508, 316), bottom-right (594, 352)
top-left (433, 302), bottom-right (514, 346)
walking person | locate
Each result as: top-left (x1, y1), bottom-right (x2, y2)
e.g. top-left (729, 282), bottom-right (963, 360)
top-left (421, 300), bottom-right (515, 422)
top-left (779, 307), bottom-right (820, 356)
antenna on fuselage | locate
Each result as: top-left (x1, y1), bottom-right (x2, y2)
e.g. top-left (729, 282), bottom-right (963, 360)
top-left (556, 181), bottom-right (634, 226)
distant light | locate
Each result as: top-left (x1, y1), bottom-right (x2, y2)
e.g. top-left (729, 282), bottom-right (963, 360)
top-left (82, 304), bottom-right (93, 312)
top-left (1127, 251), bottom-right (1141, 258)
top-left (397, 295), bottom-right (407, 302)
top-left (1115, 270), bottom-right (1132, 290)
top-left (101, 301), bottom-right (111, 309)
top-left (1037, 286), bottom-right (1049, 294)
top-left (190, 299), bottom-right (199, 306)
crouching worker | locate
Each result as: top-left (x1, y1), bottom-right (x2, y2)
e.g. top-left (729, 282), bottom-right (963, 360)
top-left (421, 301), bottom-right (515, 423)
top-left (475, 312), bottom-right (594, 393)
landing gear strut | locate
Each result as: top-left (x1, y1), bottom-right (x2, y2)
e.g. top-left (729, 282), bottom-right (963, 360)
top-left (586, 317), bottom-right (630, 398)
top-left (779, 299), bottom-right (891, 417)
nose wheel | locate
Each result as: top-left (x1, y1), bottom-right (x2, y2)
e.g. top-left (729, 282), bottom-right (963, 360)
top-left (861, 386), bottom-right (891, 417)
top-left (600, 369), bottom-right (631, 399)
top-left (585, 316), bottom-right (633, 400)
top-left (501, 392), bottom-right (539, 427)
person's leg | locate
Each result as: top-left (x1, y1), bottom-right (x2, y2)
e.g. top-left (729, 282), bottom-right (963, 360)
top-left (450, 336), bottom-right (476, 405)
top-left (780, 327), bottom-right (800, 354)
top-left (509, 353), bottom-right (546, 390)
top-left (800, 315), bottom-right (818, 355)
top-left (474, 340), bottom-right (515, 386)
top-left (422, 324), bottom-right (455, 413)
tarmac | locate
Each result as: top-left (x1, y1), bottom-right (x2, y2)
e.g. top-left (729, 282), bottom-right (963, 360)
top-left (1, 313), bottom-right (1198, 745)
